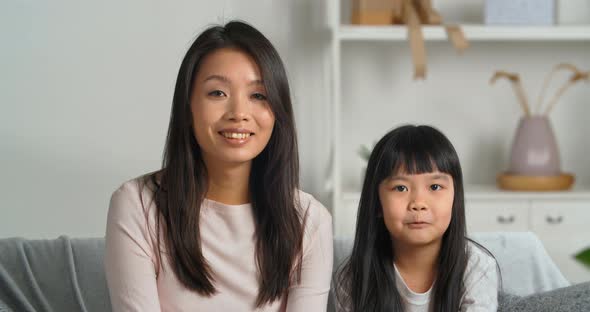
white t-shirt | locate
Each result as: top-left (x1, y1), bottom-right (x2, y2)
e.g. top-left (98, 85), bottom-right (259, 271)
top-left (333, 242), bottom-right (499, 312)
top-left (394, 242), bottom-right (499, 312)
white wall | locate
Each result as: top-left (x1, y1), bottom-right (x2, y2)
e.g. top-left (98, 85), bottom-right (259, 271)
top-left (0, 0), bottom-right (332, 238)
top-left (2, 1), bottom-right (589, 238)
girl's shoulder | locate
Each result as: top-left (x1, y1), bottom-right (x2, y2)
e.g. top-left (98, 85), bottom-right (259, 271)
top-left (461, 241), bottom-right (501, 308)
top-left (465, 240), bottom-right (499, 279)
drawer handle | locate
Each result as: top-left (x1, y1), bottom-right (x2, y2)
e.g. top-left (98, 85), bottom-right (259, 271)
top-left (545, 216), bottom-right (563, 224)
top-left (496, 215), bottom-right (515, 224)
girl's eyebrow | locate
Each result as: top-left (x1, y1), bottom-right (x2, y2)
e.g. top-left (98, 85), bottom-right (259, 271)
top-left (388, 174), bottom-right (451, 181)
top-left (430, 174), bottom-right (451, 181)
top-left (389, 175), bottom-right (410, 181)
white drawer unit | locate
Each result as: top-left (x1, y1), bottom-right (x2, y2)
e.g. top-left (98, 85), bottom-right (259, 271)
top-left (465, 199), bottom-right (529, 233)
top-left (530, 200), bottom-right (590, 284)
top-left (463, 186), bottom-right (590, 284)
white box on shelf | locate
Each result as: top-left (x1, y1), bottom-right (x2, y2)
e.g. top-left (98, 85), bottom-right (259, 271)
top-left (557, 0), bottom-right (590, 24)
top-left (485, 0), bottom-right (555, 25)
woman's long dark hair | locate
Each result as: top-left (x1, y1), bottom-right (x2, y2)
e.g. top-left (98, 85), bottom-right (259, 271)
top-left (144, 21), bottom-right (303, 307)
top-left (335, 125), bottom-right (470, 312)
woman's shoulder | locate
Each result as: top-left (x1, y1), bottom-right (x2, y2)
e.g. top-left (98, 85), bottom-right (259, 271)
top-left (295, 190), bottom-right (333, 265)
top-left (109, 172), bottom-right (160, 221)
top-left (295, 190), bottom-right (332, 231)
top-left (295, 191), bottom-right (333, 249)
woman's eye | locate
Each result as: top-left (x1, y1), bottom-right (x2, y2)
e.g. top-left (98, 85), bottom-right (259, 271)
top-left (394, 185), bottom-right (407, 192)
top-left (251, 93), bottom-right (267, 101)
top-left (208, 90), bottom-right (226, 97)
top-left (430, 184), bottom-right (442, 191)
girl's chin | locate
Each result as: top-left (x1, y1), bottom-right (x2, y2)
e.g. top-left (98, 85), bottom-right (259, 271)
top-left (395, 233), bottom-right (442, 246)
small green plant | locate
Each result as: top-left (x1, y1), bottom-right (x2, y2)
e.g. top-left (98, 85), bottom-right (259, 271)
top-left (357, 144), bottom-right (373, 162)
top-left (574, 247), bottom-right (590, 269)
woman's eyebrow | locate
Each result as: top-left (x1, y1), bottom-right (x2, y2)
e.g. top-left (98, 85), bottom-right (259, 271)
top-left (203, 74), bottom-right (230, 83)
top-left (203, 75), bottom-right (263, 86)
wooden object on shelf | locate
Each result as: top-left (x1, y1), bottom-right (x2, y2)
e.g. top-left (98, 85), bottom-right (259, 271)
top-left (353, 0), bottom-right (469, 79)
top-left (393, 0), bottom-right (468, 79)
top-left (351, 0), bottom-right (395, 25)
top-left (497, 172), bottom-right (575, 191)
top-left (351, 11), bottom-right (393, 25)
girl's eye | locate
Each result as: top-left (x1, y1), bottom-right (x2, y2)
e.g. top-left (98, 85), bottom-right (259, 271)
top-left (430, 184), bottom-right (442, 191)
top-left (208, 90), bottom-right (226, 97)
top-left (394, 185), bottom-right (407, 192)
top-left (251, 93), bottom-right (267, 101)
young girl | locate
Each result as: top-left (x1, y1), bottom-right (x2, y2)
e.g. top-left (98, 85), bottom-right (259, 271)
top-left (104, 21), bottom-right (333, 311)
top-left (335, 125), bottom-right (499, 312)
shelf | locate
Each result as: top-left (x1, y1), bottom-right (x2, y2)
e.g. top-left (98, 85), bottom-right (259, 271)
top-left (336, 25), bottom-right (590, 41)
top-left (341, 184), bottom-right (590, 201)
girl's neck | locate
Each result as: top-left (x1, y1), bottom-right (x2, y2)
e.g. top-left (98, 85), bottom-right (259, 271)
top-left (393, 240), bottom-right (441, 293)
top-left (204, 159), bottom-right (251, 205)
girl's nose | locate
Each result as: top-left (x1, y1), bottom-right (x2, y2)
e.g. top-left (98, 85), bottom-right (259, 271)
top-left (409, 202), bottom-right (428, 211)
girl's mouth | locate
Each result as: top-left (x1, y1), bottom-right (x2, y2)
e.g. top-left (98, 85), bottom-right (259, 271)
top-left (407, 222), bottom-right (429, 229)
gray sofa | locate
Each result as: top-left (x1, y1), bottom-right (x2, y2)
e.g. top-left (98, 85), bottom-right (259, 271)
top-left (0, 232), bottom-right (588, 312)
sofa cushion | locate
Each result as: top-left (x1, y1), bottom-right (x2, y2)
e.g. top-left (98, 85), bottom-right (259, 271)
top-left (0, 233), bottom-right (578, 312)
top-left (0, 236), bottom-right (111, 312)
top-left (499, 282), bottom-right (590, 312)
top-left (0, 299), bottom-right (12, 312)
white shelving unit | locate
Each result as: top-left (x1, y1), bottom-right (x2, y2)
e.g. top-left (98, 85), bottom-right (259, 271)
top-left (336, 25), bottom-right (590, 41)
top-left (327, 0), bottom-right (590, 283)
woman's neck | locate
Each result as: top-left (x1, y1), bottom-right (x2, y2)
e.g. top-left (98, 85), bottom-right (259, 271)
top-left (204, 159), bottom-right (251, 205)
top-left (393, 240), bottom-right (441, 293)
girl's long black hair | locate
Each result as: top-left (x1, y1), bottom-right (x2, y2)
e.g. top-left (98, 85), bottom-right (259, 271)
top-left (336, 125), bottom-right (477, 311)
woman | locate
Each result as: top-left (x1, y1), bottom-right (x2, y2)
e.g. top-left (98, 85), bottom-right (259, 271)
top-left (105, 21), bottom-right (333, 311)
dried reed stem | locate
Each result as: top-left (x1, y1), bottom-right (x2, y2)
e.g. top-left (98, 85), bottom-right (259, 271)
top-left (542, 64), bottom-right (589, 116)
top-left (491, 71), bottom-right (531, 117)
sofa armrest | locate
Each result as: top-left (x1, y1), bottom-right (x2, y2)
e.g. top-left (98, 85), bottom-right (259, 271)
top-left (471, 232), bottom-right (569, 296)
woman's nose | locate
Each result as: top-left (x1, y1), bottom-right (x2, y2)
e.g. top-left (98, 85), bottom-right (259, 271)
top-left (226, 95), bottom-right (250, 122)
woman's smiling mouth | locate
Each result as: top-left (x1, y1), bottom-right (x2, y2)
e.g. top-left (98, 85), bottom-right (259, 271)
top-left (218, 128), bottom-right (255, 145)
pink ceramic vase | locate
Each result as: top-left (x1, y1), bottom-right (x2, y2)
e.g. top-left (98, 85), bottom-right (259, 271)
top-left (509, 116), bottom-right (561, 176)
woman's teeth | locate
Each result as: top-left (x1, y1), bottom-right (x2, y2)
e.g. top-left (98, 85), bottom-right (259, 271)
top-left (221, 132), bottom-right (251, 139)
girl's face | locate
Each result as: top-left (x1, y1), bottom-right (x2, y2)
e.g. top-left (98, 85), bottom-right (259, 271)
top-left (378, 169), bottom-right (454, 248)
top-left (191, 48), bottom-right (275, 167)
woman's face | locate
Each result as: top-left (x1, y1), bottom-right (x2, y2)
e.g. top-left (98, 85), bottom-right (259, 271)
top-left (191, 48), bottom-right (275, 167)
top-left (378, 168), bottom-right (454, 248)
